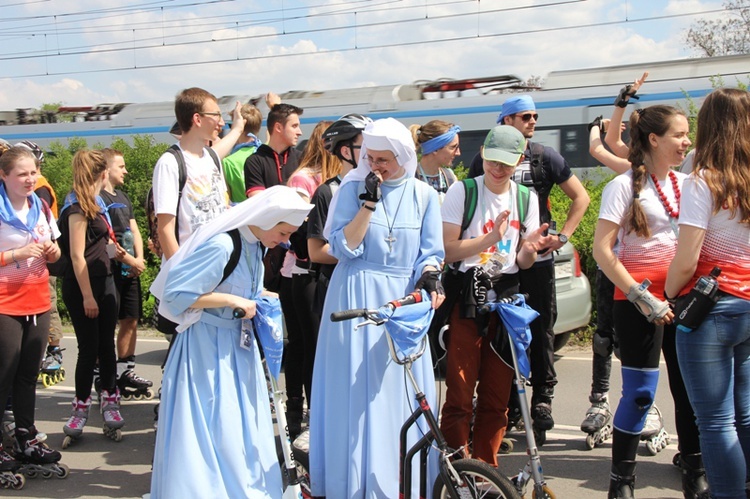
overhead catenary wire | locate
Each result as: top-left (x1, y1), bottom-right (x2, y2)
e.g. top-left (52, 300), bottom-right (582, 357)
top-left (0, 0), bottom-right (737, 79)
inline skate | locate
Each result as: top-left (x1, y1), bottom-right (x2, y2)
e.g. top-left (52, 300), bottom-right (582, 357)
top-left (62, 396), bottom-right (91, 449)
top-left (117, 370), bottom-right (154, 401)
top-left (581, 392), bottom-right (613, 450)
top-left (641, 405), bottom-right (670, 455)
top-left (0, 443), bottom-right (24, 490)
top-left (530, 387), bottom-right (554, 446)
top-left (38, 346), bottom-right (65, 388)
top-left (12, 426), bottom-right (69, 480)
top-left (2, 404), bottom-right (14, 450)
top-left (100, 389), bottom-right (124, 442)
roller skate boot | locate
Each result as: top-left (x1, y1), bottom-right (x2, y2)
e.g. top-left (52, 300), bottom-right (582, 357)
top-left (581, 392), bottom-right (613, 450)
top-left (100, 389), bottom-right (124, 441)
top-left (117, 370), bottom-right (154, 401)
top-left (676, 453), bottom-right (710, 499)
top-left (608, 460), bottom-right (636, 498)
top-left (38, 346), bottom-right (65, 388)
top-left (641, 405), bottom-right (670, 455)
top-left (531, 387), bottom-right (554, 446)
top-left (13, 426), bottom-right (69, 479)
top-left (62, 396), bottom-right (91, 449)
top-left (0, 443), bottom-right (24, 490)
top-left (2, 407), bottom-right (14, 449)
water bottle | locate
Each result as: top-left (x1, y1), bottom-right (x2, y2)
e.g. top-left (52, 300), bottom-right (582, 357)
top-left (675, 266), bottom-right (721, 331)
top-left (120, 228), bottom-right (135, 277)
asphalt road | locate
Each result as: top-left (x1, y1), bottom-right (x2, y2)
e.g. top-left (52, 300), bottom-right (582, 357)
top-left (9, 333), bottom-right (688, 498)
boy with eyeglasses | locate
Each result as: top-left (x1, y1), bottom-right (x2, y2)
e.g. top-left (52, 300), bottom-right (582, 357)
top-left (468, 95), bottom-right (590, 441)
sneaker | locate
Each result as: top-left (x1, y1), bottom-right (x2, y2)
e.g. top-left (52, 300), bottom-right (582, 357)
top-left (100, 390), bottom-right (125, 430)
top-left (14, 426), bottom-right (60, 464)
top-left (63, 397), bottom-right (91, 438)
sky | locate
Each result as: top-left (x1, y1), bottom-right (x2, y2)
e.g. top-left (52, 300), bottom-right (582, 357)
top-left (0, 0), bottom-right (730, 110)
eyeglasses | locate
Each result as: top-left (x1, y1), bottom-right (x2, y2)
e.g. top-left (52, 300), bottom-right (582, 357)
top-left (365, 154), bottom-right (398, 168)
top-left (515, 113), bottom-right (539, 122)
top-left (199, 112), bottom-right (223, 118)
top-left (484, 159), bottom-right (515, 169)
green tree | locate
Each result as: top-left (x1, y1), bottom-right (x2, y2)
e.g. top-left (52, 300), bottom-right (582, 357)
top-left (686, 0), bottom-right (750, 56)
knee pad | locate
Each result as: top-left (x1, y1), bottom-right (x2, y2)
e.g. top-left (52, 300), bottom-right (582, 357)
top-left (613, 366), bottom-right (659, 434)
top-left (592, 331), bottom-right (613, 358)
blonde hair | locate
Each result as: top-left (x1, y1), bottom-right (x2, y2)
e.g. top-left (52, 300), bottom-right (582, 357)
top-left (71, 149), bottom-right (107, 219)
top-left (293, 120), bottom-right (341, 183)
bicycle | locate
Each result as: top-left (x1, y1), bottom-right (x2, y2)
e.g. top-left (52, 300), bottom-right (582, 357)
top-left (331, 291), bottom-right (520, 499)
top-left (479, 294), bottom-right (556, 499)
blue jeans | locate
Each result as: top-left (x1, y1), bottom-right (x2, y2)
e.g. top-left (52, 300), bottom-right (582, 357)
top-left (677, 295), bottom-right (750, 499)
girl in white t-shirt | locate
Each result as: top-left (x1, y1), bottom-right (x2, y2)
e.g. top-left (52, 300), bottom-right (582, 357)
top-left (593, 105), bottom-right (707, 497)
top-left (665, 87), bottom-right (750, 498)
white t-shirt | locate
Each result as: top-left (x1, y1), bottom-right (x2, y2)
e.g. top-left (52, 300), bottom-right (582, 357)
top-left (152, 144), bottom-right (229, 245)
top-left (679, 173), bottom-right (750, 300)
top-left (599, 169), bottom-right (685, 299)
top-left (442, 176), bottom-right (539, 274)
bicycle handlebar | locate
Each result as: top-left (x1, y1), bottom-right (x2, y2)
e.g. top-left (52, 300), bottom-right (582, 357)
top-left (330, 291), bottom-right (424, 323)
top-left (477, 293), bottom-right (530, 315)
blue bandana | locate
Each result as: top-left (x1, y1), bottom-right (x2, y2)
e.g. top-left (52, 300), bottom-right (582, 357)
top-left (497, 95), bottom-right (536, 123)
top-left (230, 133), bottom-right (263, 155)
top-left (421, 125), bottom-right (461, 155)
top-left (60, 191), bottom-right (124, 227)
top-left (0, 184), bottom-right (43, 239)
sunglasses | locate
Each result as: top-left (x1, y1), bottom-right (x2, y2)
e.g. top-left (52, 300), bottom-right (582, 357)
top-left (515, 113), bottom-right (539, 122)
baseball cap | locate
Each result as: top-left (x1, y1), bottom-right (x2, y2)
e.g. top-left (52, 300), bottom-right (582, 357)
top-left (497, 95), bottom-right (536, 123)
top-left (481, 125), bottom-right (526, 166)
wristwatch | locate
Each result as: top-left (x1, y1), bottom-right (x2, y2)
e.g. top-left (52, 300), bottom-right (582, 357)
top-left (557, 234), bottom-right (568, 244)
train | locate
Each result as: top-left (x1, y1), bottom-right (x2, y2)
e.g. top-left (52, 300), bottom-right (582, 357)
top-left (2, 53), bottom-right (749, 172)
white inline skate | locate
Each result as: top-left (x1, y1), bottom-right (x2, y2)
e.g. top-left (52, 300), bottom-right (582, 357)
top-left (581, 392), bottom-right (613, 450)
top-left (641, 404), bottom-right (670, 455)
top-left (62, 396), bottom-right (91, 449)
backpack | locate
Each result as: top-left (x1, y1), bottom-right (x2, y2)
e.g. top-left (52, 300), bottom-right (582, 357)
top-left (146, 144), bottom-right (222, 258)
top-left (459, 177), bottom-right (530, 239)
top-left (155, 228), bottom-right (242, 336)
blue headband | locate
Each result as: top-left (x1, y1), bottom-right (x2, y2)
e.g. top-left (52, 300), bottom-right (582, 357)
top-left (497, 95), bottom-right (536, 123)
top-left (420, 125), bottom-right (461, 155)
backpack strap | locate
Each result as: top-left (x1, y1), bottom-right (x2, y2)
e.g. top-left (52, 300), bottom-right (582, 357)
top-left (528, 142), bottom-right (545, 193)
top-left (516, 183), bottom-right (530, 235)
top-left (219, 229), bottom-right (242, 285)
top-left (165, 144), bottom-right (188, 243)
top-left (460, 178), bottom-right (478, 236)
top-left (205, 147), bottom-right (222, 173)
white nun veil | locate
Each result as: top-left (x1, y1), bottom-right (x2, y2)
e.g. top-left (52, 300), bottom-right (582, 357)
top-left (323, 117), bottom-right (418, 238)
top-left (150, 185), bottom-right (313, 331)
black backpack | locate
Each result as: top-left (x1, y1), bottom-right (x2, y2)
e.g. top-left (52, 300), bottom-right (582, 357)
top-left (146, 144), bottom-right (222, 257)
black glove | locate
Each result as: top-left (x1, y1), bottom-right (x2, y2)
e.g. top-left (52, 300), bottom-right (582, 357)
top-left (358, 172), bottom-right (381, 203)
top-left (588, 115), bottom-right (603, 134)
top-left (615, 84), bottom-right (640, 108)
top-left (415, 270), bottom-right (445, 296)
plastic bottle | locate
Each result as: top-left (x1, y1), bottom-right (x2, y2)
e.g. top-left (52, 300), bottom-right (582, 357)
top-left (120, 228), bottom-right (135, 277)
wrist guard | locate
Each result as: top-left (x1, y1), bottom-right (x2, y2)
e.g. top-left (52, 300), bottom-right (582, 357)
top-left (588, 115), bottom-right (604, 134)
top-left (615, 84), bottom-right (640, 108)
top-left (358, 172), bottom-right (381, 203)
top-left (415, 270), bottom-right (445, 296)
top-left (626, 279), bottom-right (670, 323)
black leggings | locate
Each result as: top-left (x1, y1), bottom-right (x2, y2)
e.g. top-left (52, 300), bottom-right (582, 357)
top-left (0, 313), bottom-right (50, 430)
top-left (519, 262), bottom-right (558, 393)
top-left (293, 272), bottom-right (318, 407)
top-left (612, 300), bottom-right (701, 464)
top-left (62, 275), bottom-right (118, 400)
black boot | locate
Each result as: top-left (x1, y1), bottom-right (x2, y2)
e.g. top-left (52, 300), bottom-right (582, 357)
top-left (286, 397), bottom-right (304, 440)
top-left (679, 453), bottom-right (710, 499)
top-left (608, 460), bottom-right (636, 499)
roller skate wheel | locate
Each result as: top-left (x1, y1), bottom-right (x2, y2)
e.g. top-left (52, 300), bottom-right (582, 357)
top-left (499, 438), bottom-right (514, 454)
top-left (145, 389), bottom-right (155, 400)
top-left (41, 374), bottom-right (53, 388)
top-left (25, 469), bottom-right (37, 479)
top-left (646, 440), bottom-right (658, 455)
top-left (133, 393), bottom-right (144, 401)
top-left (103, 427), bottom-right (123, 442)
top-left (61, 435), bottom-right (73, 449)
top-left (672, 452), bottom-right (681, 467)
top-left (56, 463), bottom-right (70, 479)
top-left (585, 434), bottom-right (595, 450)
top-left (532, 485), bottom-right (556, 499)
top-left (59, 368), bottom-right (66, 380)
top-left (12, 473), bottom-right (26, 490)
top-left (41, 469), bottom-right (53, 479)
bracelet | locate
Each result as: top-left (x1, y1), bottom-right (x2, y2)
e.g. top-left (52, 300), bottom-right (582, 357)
top-left (362, 204), bottom-right (376, 212)
top-left (11, 249), bottom-right (19, 269)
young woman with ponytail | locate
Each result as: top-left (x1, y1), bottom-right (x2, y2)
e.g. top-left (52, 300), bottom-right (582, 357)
top-left (593, 106), bottom-right (707, 498)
